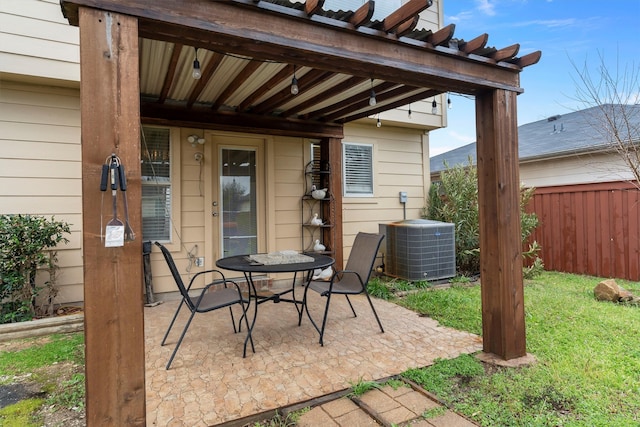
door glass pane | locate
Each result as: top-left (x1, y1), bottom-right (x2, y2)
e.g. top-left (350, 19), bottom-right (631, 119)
top-left (221, 148), bottom-right (257, 256)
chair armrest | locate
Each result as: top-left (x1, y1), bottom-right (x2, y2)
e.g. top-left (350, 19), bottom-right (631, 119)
top-left (330, 269), bottom-right (364, 286)
top-left (186, 269), bottom-right (227, 291)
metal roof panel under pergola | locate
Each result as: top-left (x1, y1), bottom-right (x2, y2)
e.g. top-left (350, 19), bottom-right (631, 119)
top-left (58, 0), bottom-right (540, 424)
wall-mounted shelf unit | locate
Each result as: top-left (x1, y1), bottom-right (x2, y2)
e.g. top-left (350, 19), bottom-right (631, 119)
top-left (301, 160), bottom-right (335, 256)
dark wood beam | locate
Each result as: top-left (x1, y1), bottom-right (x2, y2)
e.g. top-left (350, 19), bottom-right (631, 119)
top-left (141, 102), bottom-right (344, 138)
top-left (339, 88), bottom-right (439, 123)
top-left (324, 84), bottom-right (420, 122)
top-left (305, 0), bottom-right (324, 16)
top-left (250, 69), bottom-right (331, 114)
top-left (382, 0), bottom-right (432, 33)
top-left (78, 6), bottom-right (145, 425)
top-left (304, 81), bottom-right (397, 120)
top-left (211, 60), bottom-right (262, 111)
top-left (427, 23), bottom-right (455, 47)
top-left (187, 51), bottom-right (224, 108)
top-left (349, 1), bottom-right (374, 28)
top-left (476, 89), bottom-right (527, 360)
top-left (281, 75), bottom-right (367, 118)
top-left (395, 16), bottom-right (419, 38)
top-left (515, 50), bottom-right (542, 68)
top-left (460, 34), bottom-right (488, 54)
top-left (492, 44), bottom-right (520, 63)
top-left (157, 42), bottom-right (182, 104)
top-left (60, 0), bottom-right (525, 94)
top-left (237, 64), bottom-right (291, 112)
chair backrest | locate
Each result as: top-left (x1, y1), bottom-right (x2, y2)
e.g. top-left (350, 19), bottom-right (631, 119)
top-left (344, 232), bottom-right (384, 287)
top-left (154, 242), bottom-right (192, 307)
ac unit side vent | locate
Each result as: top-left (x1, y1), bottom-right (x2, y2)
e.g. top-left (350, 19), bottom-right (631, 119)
top-left (379, 219), bottom-right (456, 281)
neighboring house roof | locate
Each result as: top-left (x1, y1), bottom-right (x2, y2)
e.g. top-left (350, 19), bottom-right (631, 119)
top-left (430, 104), bottom-right (640, 173)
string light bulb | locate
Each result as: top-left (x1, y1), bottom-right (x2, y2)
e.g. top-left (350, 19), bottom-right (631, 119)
top-left (447, 95), bottom-right (452, 109)
top-left (369, 78), bottom-right (377, 106)
top-left (192, 48), bottom-right (202, 80)
top-left (376, 116), bottom-right (382, 127)
top-left (290, 66), bottom-right (299, 95)
top-left (431, 99), bottom-right (438, 114)
top-left (408, 104), bottom-right (412, 118)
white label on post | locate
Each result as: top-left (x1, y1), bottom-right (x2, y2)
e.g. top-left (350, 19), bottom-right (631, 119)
top-left (105, 225), bottom-right (125, 247)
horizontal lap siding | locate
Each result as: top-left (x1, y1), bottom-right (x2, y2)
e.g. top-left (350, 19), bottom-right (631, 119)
top-left (527, 181), bottom-right (640, 280)
top-left (0, 82), bottom-right (84, 303)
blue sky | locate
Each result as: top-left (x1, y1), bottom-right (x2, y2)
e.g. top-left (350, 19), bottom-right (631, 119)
top-left (429, 0), bottom-right (640, 156)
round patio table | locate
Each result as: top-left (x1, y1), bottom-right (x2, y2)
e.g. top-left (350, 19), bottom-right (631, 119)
top-left (216, 253), bottom-right (334, 356)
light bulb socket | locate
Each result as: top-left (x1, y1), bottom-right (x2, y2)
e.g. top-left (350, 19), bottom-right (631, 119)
top-left (192, 58), bottom-right (202, 79)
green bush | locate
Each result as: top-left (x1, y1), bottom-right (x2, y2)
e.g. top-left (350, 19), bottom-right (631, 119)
top-left (0, 215), bottom-right (70, 323)
top-left (425, 158), bottom-right (542, 276)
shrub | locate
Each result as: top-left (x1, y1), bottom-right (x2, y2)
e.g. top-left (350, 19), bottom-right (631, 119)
top-left (0, 215), bottom-right (70, 323)
top-left (425, 158), bottom-right (542, 276)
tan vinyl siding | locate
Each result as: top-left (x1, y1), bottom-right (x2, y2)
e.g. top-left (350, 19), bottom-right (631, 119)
top-left (341, 123), bottom-right (428, 262)
top-left (0, 0), bottom-right (80, 83)
top-left (0, 81), bottom-right (83, 303)
top-left (520, 151), bottom-right (635, 188)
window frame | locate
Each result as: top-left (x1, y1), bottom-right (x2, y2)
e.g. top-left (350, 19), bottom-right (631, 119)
top-left (140, 125), bottom-right (181, 250)
top-left (342, 141), bottom-right (374, 198)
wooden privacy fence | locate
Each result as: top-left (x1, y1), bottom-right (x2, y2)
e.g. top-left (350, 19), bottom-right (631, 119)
top-left (526, 181), bottom-right (640, 281)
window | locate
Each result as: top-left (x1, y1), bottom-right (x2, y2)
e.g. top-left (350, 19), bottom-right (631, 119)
top-left (141, 127), bottom-right (172, 241)
top-left (343, 142), bottom-right (373, 197)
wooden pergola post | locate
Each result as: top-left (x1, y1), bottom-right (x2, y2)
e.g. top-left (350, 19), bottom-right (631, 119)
top-left (79, 8), bottom-right (145, 425)
top-left (476, 89), bottom-right (527, 360)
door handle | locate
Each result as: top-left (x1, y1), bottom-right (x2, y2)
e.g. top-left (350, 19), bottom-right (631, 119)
top-left (212, 212), bottom-right (219, 217)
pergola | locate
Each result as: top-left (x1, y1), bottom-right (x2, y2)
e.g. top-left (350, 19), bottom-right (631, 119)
top-left (59, 0), bottom-right (540, 424)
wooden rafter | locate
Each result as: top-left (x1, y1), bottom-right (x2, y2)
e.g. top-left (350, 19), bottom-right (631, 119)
top-left (250, 69), bottom-right (331, 114)
top-left (236, 64), bottom-right (290, 112)
top-left (514, 50), bottom-right (542, 68)
top-left (323, 84), bottom-right (420, 122)
top-left (305, 0), bottom-right (324, 16)
top-left (157, 42), bottom-right (182, 104)
top-left (211, 60), bottom-right (262, 111)
top-left (395, 16), bottom-right (419, 38)
top-left (281, 75), bottom-right (367, 118)
top-left (459, 34), bottom-right (488, 55)
top-left (349, 1), bottom-right (374, 28)
top-left (186, 51), bottom-right (224, 108)
top-left (427, 24), bottom-right (455, 47)
top-left (492, 44), bottom-right (520, 62)
top-left (303, 81), bottom-right (398, 120)
top-left (382, 0), bottom-right (432, 33)
top-left (340, 88), bottom-right (440, 123)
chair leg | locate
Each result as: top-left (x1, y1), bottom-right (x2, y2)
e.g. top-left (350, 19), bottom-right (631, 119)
top-left (228, 307), bottom-right (238, 333)
top-left (166, 309), bottom-right (197, 370)
top-left (161, 298), bottom-right (186, 346)
top-left (318, 292), bottom-right (333, 346)
top-left (364, 292), bottom-right (384, 333)
top-left (344, 295), bottom-right (357, 317)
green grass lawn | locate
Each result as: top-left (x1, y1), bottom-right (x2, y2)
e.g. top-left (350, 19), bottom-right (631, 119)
top-left (376, 271), bottom-right (640, 426)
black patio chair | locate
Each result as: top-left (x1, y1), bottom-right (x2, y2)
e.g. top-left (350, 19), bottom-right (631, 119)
top-left (301, 232), bottom-right (385, 346)
top-left (155, 242), bottom-right (254, 369)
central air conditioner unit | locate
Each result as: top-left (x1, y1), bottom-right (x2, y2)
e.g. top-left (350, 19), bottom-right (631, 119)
top-left (379, 219), bottom-right (456, 281)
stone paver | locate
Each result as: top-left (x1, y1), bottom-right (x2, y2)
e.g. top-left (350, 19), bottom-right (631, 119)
top-left (145, 291), bottom-right (482, 425)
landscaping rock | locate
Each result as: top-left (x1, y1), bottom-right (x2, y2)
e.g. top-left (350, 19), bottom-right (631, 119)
top-left (594, 279), bottom-right (621, 302)
top-left (594, 279), bottom-right (637, 303)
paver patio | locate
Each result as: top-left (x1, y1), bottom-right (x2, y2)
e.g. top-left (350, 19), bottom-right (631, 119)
top-left (144, 287), bottom-right (482, 426)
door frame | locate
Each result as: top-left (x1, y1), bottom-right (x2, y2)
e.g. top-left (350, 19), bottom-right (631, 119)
top-left (203, 131), bottom-right (267, 275)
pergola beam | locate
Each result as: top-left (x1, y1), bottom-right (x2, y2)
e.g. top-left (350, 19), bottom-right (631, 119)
top-left (61, 0), bottom-right (524, 94)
